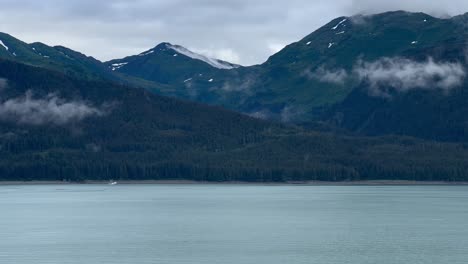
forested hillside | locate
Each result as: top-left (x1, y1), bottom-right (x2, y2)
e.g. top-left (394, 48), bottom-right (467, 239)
top-left (1, 59), bottom-right (468, 182)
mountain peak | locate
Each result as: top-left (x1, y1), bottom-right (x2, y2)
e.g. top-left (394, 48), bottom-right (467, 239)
top-left (130, 42), bottom-right (240, 70)
top-left (159, 42), bottom-right (240, 70)
top-left (168, 43), bottom-right (240, 70)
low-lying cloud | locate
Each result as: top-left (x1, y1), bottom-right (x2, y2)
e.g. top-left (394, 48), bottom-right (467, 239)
top-left (355, 57), bottom-right (466, 96)
top-left (249, 109), bottom-right (272, 120)
top-left (305, 67), bottom-right (349, 85)
top-left (220, 74), bottom-right (258, 93)
top-left (346, 0), bottom-right (468, 17)
top-left (248, 105), bottom-right (304, 123)
top-left (280, 105), bottom-right (302, 123)
top-left (0, 78), bottom-right (8, 91)
top-left (0, 91), bottom-right (110, 126)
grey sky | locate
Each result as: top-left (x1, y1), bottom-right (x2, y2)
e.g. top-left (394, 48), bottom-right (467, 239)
top-left (0, 0), bottom-right (467, 65)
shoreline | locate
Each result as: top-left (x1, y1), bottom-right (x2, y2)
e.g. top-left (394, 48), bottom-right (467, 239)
top-left (1, 180), bottom-right (468, 186)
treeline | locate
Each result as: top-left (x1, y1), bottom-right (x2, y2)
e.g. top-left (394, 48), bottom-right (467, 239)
top-left (1, 158), bottom-right (467, 183)
top-left (2, 132), bottom-right (468, 182)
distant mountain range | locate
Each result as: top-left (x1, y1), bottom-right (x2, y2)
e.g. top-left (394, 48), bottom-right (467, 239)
top-left (2, 11), bottom-right (468, 182)
top-left (1, 10), bottom-right (468, 144)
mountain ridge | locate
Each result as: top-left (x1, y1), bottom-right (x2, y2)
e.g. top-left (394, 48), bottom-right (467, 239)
top-left (1, 10), bottom-right (468, 142)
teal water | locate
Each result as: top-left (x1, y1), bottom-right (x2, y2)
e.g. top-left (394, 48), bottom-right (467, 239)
top-left (0, 185), bottom-right (467, 264)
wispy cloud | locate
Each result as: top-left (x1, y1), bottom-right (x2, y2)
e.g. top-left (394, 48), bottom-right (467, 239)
top-left (0, 78), bottom-right (8, 91)
top-left (220, 74), bottom-right (258, 93)
top-left (346, 0), bottom-right (468, 17)
top-left (249, 109), bottom-right (272, 120)
top-left (0, 90), bottom-right (111, 126)
top-left (192, 48), bottom-right (241, 65)
top-left (304, 67), bottom-right (349, 85)
top-left (248, 105), bottom-right (304, 123)
top-left (354, 57), bottom-right (466, 96)
top-left (280, 105), bottom-right (299, 123)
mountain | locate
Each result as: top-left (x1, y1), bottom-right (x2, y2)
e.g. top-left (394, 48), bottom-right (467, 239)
top-left (2, 58), bottom-right (468, 182)
top-left (312, 11), bottom-right (468, 141)
top-left (227, 10), bottom-right (468, 122)
top-left (104, 11), bottom-right (468, 142)
top-left (2, 11), bottom-right (468, 143)
top-left (0, 33), bottom-right (116, 81)
top-left (105, 43), bottom-right (242, 98)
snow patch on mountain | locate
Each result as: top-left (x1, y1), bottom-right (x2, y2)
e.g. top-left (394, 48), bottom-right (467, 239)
top-left (332, 19), bottom-right (347, 30)
top-left (167, 44), bottom-right (238, 70)
top-left (139, 50), bottom-right (154, 56)
top-left (110, 62), bottom-right (128, 71)
top-left (0, 40), bottom-right (9, 51)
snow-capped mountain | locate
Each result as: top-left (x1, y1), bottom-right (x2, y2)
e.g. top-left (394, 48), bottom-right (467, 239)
top-left (104, 42), bottom-right (241, 94)
top-left (106, 42), bottom-right (239, 74)
top-left (167, 44), bottom-right (239, 70)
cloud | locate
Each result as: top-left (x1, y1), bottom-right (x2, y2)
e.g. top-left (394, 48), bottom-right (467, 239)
top-left (0, 78), bottom-right (8, 91)
top-left (280, 106), bottom-right (295, 123)
top-left (267, 43), bottom-right (287, 54)
top-left (0, 91), bottom-right (111, 126)
top-left (348, 14), bottom-right (370, 25)
top-left (249, 109), bottom-right (272, 120)
top-left (220, 74), bottom-right (258, 93)
top-left (192, 48), bottom-right (241, 64)
top-left (0, 0), bottom-right (350, 65)
top-left (354, 57), bottom-right (466, 96)
top-left (0, 1), bottom-right (467, 65)
top-left (304, 67), bottom-right (349, 85)
top-left (345, 0), bottom-right (468, 17)
top-left (184, 81), bottom-right (199, 99)
top-left (248, 105), bottom-right (304, 122)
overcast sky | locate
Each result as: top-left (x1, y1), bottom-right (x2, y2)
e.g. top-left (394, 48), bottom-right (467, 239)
top-left (0, 0), bottom-right (467, 65)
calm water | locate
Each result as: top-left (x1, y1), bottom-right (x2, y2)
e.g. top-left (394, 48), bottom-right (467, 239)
top-left (0, 185), bottom-right (467, 264)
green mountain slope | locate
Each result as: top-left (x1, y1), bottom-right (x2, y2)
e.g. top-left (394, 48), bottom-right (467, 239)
top-left (105, 43), bottom-right (241, 97)
top-left (243, 11), bottom-right (468, 120)
top-left (104, 11), bottom-right (468, 142)
top-left (311, 12), bottom-right (468, 141)
top-left (0, 32), bottom-right (116, 80)
top-left (107, 12), bottom-right (468, 121)
top-left (2, 59), bottom-right (468, 182)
